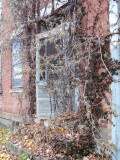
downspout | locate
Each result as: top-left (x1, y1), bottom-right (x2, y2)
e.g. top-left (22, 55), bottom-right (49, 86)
top-left (109, 0), bottom-right (120, 160)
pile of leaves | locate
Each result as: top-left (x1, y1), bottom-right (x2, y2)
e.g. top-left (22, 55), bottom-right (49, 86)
top-left (0, 128), bottom-right (19, 160)
top-left (8, 112), bottom-right (103, 159)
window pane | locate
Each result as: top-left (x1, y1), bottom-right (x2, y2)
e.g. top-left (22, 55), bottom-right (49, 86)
top-left (39, 39), bottom-right (62, 81)
top-left (39, 40), bottom-right (45, 80)
top-left (12, 40), bottom-right (23, 88)
top-left (12, 40), bottom-right (22, 55)
top-left (47, 41), bottom-right (57, 56)
top-left (12, 57), bottom-right (22, 78)
top-left (12, 78), bottom-right (22, 87)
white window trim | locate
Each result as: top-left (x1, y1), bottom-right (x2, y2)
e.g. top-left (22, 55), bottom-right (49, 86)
top-left (9, 88), bottom-right (23, 93)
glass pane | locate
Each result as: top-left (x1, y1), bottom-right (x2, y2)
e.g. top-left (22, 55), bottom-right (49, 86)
top-left (47, 40), bottom-right (61, 80)
top-left (39, 39), bottom-right (62, 81)
top-left (12, 40), bottom-right (22, 55)
top-left (12, 40), bottom-right (23, 87)
top-left (39, 41), bottom-right (45, 56)
top-left (12, 57), bottom-right (22, 78)
top-left (47, 41), bottom-right (57, 56)
top-left (12, 56), bottom-right (22, 87)
top-left (39, 40), bottom-right (45, 80)
top-left (12, 78), bottom-right (22, 87)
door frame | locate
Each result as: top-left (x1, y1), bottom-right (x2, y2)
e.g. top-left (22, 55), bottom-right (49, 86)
top-left (36, 22), bottom-right (79, 120)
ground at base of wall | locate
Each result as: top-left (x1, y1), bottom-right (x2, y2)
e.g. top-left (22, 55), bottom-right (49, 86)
top-left (0, 128), bottom-right (20, 160)
top-left (6, 116), bottom-right (105, 160)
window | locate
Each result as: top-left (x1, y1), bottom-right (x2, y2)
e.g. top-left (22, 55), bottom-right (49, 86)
top-left (37, 23), bottom-right (79, 112)
top-left (39, 38), bottom-right (61, 81)
top-left (12, 40), bottom-right (23, 88)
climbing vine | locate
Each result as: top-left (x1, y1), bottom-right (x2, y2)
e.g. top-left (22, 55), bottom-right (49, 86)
top-left (2, 0), bottom-right (120, 158)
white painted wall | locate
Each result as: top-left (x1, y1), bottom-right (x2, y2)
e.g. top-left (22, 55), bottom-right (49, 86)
top-left (109, 0), bottom-right (120, 159)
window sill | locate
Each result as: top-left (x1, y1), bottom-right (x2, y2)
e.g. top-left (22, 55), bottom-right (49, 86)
top-left (9, 88), bottom-right (23, 93)
top-left (36, 81), bottom-right (47, 86)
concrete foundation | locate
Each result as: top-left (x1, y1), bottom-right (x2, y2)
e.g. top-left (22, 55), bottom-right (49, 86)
top-left (0, 111), bottom-right (29, 128)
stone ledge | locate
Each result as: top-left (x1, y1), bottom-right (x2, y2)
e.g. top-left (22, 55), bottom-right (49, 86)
top-left (0, 111), bottom-right (29, 128)
top-left (6, 141), bottom-right (40, 160)
top-left (0, 118), bottom-right (13, 128)
top-left (0, 111), bottom-right (29, 123)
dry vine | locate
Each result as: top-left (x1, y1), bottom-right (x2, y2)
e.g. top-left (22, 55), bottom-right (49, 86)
top-left (2, 0), bottom-right (120, 159)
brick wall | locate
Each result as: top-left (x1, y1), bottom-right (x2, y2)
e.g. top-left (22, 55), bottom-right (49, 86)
top-left (0, 0), bottom-right (112, 129)
top-left (79, 0), bottom-right (112, 131)
top-left (0, 0), bottom-right (30, 127)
